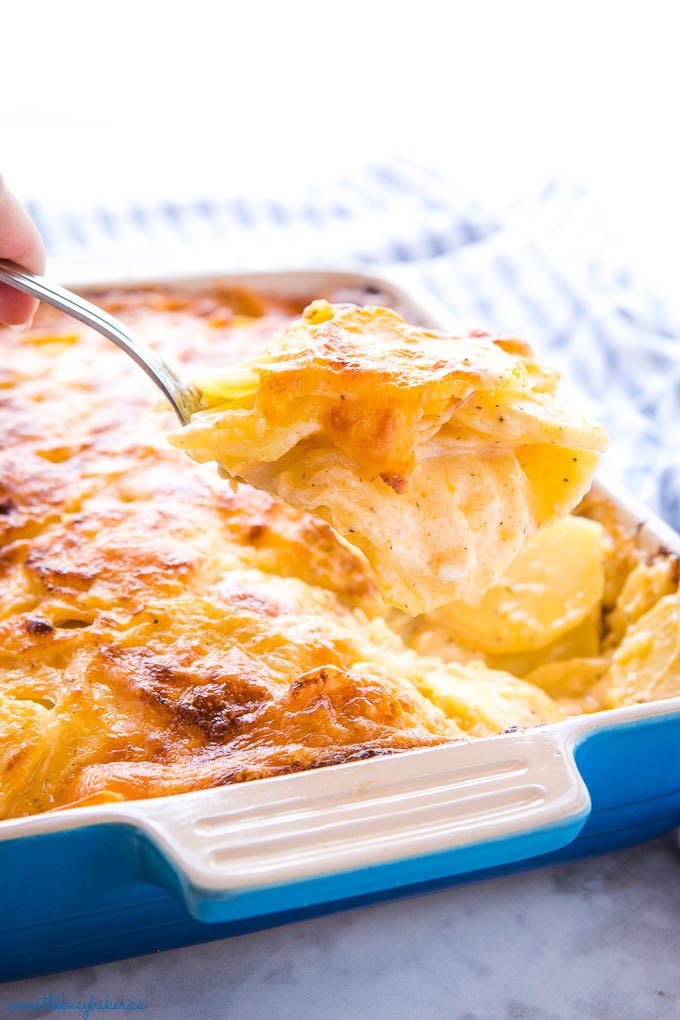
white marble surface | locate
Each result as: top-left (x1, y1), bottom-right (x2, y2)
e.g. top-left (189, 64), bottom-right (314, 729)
top-left (3, 836), bottom-right (680, 1019)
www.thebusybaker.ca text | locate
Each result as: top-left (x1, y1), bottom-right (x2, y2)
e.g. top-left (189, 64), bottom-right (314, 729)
top-left (6, 992), bottom-right (148, 1020)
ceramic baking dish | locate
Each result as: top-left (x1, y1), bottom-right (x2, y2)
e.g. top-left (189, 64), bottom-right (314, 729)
top-left (2, 268), bottom-right (680, 982)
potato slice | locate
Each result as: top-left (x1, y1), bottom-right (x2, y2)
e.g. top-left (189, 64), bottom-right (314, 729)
top-left (416, 660), bottom-right (562, 738)
top-left (526, 657), bottom-right (610, 716)
top-left (420, 516), bottom-right (605, 655)
top-left (606, 592), bottom-right (680, 707)
top-left (485, 607), bottom-right (602, 677)
top-left (0, 693), bottom-right (52, 817)
top-left (401, 604), bottom-right (601, 677)
top-left (604, 556), bottom-right (679, 649)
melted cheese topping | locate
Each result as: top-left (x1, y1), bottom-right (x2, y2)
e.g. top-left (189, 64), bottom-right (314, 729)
top-left (0, 285), bottom-right (676, 821)
top-left (172, 300), bottom-right (606, 614)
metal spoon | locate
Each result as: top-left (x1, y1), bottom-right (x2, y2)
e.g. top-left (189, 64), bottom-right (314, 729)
top-left (0, 259), bottom-right (202, 424)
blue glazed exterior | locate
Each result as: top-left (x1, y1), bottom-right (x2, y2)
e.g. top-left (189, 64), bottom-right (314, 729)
top-left (2, 709), bottom-right (680, 982)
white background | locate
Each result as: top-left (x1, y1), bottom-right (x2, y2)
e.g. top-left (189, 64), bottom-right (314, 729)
top-left (2, 0), bottom-right (679, 296)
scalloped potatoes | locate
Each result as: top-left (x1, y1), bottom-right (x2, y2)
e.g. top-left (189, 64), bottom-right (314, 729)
top-left (172, 301), bottom-right (606, 614)
top-left (1, 282), bottom-right (678, 824)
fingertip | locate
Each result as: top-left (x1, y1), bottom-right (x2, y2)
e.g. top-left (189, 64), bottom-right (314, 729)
top-left (0, 284), bottom-right (39, 327)
top-left (0, 175), bottom-right (46, 277)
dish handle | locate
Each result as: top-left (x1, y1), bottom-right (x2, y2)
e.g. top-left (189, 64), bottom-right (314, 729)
top-left (124, 725), bottom-right (590, 923)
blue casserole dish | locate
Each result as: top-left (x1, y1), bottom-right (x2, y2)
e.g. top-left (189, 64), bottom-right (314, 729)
top-left (2, 270), bottom-right (679, 982)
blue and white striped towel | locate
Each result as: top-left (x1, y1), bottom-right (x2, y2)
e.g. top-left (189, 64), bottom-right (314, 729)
top-left (29, 161), bottom-right (680, 532)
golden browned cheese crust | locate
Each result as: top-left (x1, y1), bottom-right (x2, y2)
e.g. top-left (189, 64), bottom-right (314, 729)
top-left (0, 287), bottom-right (473, 819)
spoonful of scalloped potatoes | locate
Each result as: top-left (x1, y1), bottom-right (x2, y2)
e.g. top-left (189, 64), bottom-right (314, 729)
top-left (169, 299), bottom-right (607, 615)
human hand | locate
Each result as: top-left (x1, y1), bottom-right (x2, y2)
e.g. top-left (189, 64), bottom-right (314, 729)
top-left (0, 175), bottom-right (45, 325)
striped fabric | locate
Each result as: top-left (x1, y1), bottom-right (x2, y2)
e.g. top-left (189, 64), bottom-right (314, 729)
top-left (29, 161), bottom-right (680, 532)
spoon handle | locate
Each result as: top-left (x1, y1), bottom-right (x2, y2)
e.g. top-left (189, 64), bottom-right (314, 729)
top-left (0, 259), bottom-right (200, 424)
